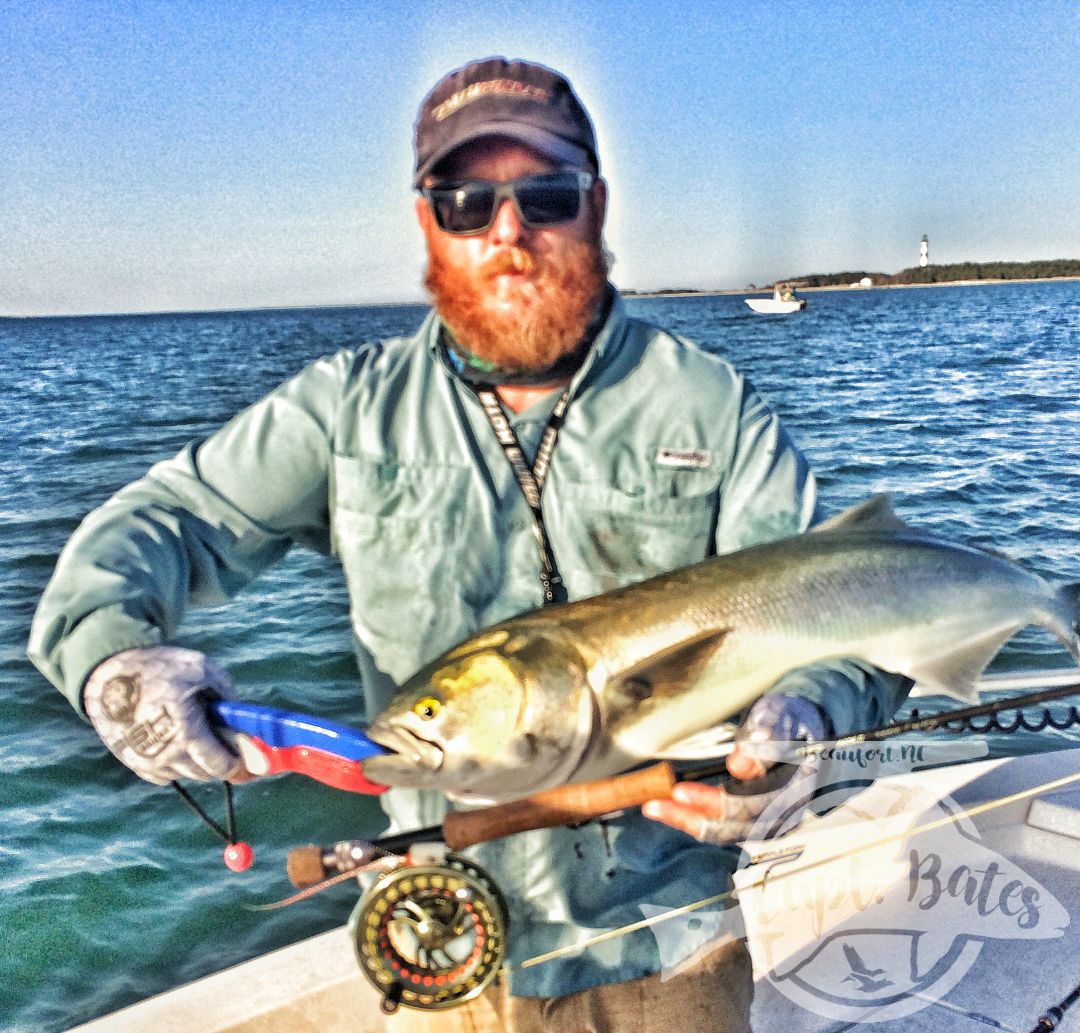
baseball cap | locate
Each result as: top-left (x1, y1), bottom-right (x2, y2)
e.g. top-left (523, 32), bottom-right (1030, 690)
top-left (413, 57), bottom-right (599, 187)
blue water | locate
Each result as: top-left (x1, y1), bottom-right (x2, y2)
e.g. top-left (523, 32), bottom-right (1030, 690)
top-left (2, 282), bottom-right (1078, 1032)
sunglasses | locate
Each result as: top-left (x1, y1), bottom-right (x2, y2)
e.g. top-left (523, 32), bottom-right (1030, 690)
top-left (422, 170), bottom-right (594, 235)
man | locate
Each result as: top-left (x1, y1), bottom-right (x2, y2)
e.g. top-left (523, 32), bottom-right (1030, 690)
top-left (29, 57), bottom-right (908, 1032)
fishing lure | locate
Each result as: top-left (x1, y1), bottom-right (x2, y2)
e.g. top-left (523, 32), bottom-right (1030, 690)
top-left (173, 701), bottom-right (388, 871)
top-left (209, 699), bottom-right (388, 795)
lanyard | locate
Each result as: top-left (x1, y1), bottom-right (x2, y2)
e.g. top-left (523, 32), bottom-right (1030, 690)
top-left (471, 384), bottom-right (572, 605)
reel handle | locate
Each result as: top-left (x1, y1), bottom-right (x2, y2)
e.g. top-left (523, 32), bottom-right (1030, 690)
top-left (443, 762), bottom-right (679, 849)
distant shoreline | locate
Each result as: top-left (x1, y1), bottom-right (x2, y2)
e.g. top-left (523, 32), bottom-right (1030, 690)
top-left (6, 275), bottom-right (1078, 321)
top-left (622, 275), bottom-right (1080, 299)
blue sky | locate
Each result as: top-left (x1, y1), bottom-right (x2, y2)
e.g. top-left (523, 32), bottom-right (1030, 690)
top-left (4, 1), bottom-right (1078, 316)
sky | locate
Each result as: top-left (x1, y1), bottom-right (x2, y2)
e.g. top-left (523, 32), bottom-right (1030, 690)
top-left (3, 1), bottom-right (1079, 317)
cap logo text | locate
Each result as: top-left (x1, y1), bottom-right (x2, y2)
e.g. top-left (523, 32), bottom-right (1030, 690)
top-left (432, 79), bottom-right (549, 122)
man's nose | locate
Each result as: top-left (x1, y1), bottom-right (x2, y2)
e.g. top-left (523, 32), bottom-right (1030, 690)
top-left (489, 197), bottom-right (526, 243)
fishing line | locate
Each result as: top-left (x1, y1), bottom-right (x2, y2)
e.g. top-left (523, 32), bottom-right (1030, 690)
top-left (518, 890), bottom-right (739, 970)
top-left (247, 685), bottom-right (1080, 921)
top-left (172, 779), bottom-right (235, 844)
top-left (516, 766), bottom-right (1080, 971)
top-left (248, 859), bottom-right (403, 912)
top-left (825, 681), bottom-right (1080, 745)
top-left (251, 835), bottom-right (428, 910)
top-left (516, 684), bottom-right (1080, 968)
top-left (171, 780), bottom-right (255, 871)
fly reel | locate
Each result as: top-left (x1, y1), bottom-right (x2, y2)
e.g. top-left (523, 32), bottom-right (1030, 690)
top-left (352, 849), bottom-right (508, 1013)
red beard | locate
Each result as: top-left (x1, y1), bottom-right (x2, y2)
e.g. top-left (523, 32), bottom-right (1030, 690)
top-left (424, 238), bottom-right (608, 373)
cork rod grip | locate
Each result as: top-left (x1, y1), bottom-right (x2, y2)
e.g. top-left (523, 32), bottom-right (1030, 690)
top-left (287, 844), bottom-right (328, 888)
top-left (442, 762), bottom-right (678, 850)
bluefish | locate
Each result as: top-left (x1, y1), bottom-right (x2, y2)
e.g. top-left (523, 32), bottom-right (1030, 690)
top-left (364, 497), bottom-right (1080, 803)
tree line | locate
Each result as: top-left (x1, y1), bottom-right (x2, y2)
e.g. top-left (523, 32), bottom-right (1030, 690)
top-left (790, 259), bottom-right (1080, 288)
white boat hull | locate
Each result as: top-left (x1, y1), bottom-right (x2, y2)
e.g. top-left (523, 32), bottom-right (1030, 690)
top-left (744, 744), bottom-right (1080, 1030)
top-left (746, 297), bottom-right (807, 314)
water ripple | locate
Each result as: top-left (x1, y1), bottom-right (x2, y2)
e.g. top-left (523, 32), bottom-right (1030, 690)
top-left (3, 284), bottom-right (1079, 1030)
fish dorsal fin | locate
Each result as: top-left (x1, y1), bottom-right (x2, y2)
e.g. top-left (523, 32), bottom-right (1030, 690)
top-left (811, 494), bottom-right (913, 535)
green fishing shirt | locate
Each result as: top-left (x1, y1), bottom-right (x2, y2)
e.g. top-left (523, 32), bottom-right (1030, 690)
top-left (29, 289), bottom-right (908, 997)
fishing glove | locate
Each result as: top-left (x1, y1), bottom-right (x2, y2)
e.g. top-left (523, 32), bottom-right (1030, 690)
top-left (647, 694), bottom-right (830, 845)
top-left (83, 645), bottom-right (241, 785)
top-left (733, 692), bottom-right (830, 772)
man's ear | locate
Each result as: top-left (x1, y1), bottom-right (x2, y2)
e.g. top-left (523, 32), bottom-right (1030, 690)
top-left (415, 194), bottom-right (434, 234)
top-left (590, 176), bottom-right (608, 234)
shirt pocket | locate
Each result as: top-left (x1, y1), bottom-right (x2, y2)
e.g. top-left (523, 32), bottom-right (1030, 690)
top-left (331, 453), bottom-right (478, 677)
top-left (552, 477), bottom-right (718, 593)
top-left (332, 453), bottom-right (468, 536)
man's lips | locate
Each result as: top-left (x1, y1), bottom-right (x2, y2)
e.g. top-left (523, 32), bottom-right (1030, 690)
top-left (364, 722), bottom-right (444, 770)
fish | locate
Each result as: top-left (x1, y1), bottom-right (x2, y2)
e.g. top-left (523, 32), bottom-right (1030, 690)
top-left (362, 496), bottom-right (1080, 803)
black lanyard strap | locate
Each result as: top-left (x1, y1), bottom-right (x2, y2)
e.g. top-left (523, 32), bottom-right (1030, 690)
top-left (472, 385), bottom-right (571, 605)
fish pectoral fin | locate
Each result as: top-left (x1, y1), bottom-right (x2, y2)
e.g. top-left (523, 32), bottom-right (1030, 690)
top-left (617, 629), bottom-right (731, 704)
top-left (907, 623), bottom-right (1020, 700)
top-left (603, 630), bottom-right (732, 757)
top-left (811, 495), bottom-right (913, 535)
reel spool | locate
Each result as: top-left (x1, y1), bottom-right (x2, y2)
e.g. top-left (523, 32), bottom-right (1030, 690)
top-left (352, 851), bottom-right (508, 1013)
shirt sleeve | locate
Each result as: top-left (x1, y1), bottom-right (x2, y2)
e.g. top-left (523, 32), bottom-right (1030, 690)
top-left (717, 377), bottom-right (911, 732)
top-left (767, 660), bottom-right (913, 738)
top-left (27, 350), bottom-right (353, 711)
top-left (715, 377), bottom-right (820, 553)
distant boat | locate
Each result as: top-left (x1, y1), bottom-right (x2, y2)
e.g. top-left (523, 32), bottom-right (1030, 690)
top-left (746, 284), bottom-right (807, 314)
top-left (745, 297), bottom-right (807, 314)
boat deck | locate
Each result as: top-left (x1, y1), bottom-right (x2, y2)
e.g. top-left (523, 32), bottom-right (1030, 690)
top-left (747, 747), bottom-right (1080, 1032)
top-left (69, 748), bottom-right (1080, 1032)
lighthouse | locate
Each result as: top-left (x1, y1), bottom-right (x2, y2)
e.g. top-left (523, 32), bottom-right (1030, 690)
top-left (919, 235), bottom-right (929, 268)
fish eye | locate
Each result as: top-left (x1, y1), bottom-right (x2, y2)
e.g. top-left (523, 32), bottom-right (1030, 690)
top-left (413, 696), bottom-right (442, 720)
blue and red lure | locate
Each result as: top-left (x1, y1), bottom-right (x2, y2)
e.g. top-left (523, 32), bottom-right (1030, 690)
top-left (175, 701), bottom-right (389, 870)
top-left (209, 700), bottom-right (389, 796)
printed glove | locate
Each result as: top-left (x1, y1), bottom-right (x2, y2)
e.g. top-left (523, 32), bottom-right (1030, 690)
top-left (82, 645), bottom-right (241, 785)
top-left (730, 693), bottom-right (829, 777)
top-left (643, 693), bottom-right (830, 845)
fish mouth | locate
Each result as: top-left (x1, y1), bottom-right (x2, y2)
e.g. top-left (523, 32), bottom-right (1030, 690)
top-left (365, 722), bottom-right (444, 772)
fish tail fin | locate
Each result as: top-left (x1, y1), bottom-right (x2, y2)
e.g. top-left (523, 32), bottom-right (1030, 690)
top-left (1059, 582), bottom-right (1080, 664)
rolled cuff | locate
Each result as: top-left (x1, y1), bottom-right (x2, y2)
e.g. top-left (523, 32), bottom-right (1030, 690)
top-left (48, 606), bottom-right (164, 715)
top-left (766, 659), bottom-right (912, 739)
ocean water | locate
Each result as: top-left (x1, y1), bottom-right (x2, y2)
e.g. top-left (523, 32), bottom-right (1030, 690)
top-left (2, 282), bottom-right (1079, 1031)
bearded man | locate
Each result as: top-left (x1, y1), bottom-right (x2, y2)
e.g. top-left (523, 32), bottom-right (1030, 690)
top-left (30, 57), bottom-right (908, 1033)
